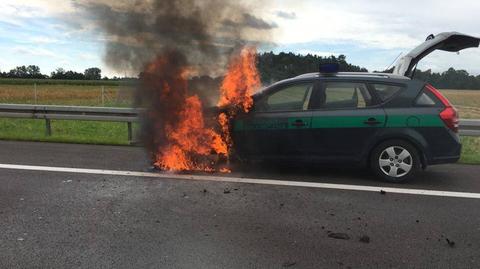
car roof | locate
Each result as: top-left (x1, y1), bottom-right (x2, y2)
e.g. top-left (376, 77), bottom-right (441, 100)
top-left (294, 72), bottom-right (410, 80)
top-left (254, 72), bottom-right (418, 97)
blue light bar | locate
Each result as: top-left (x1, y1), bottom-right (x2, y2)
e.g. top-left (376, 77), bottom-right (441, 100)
top-left (319, 63), bottom-right (339, 73)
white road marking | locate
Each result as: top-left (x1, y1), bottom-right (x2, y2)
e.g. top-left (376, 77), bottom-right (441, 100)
top-left (1, 163), bottom-right (480, 199)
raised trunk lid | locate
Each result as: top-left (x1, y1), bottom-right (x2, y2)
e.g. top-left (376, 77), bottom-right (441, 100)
top-left (393, 32), bottom-right (480, 78)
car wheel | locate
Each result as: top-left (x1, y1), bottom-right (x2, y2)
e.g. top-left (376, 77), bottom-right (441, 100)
top-left (370, 140), bottom-right (421, 183)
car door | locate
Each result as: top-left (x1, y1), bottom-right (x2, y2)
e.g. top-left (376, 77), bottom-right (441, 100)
top-left (233, 81), bottom-right (315, 160)
top-left (308, 80), bottom-right (386, 162)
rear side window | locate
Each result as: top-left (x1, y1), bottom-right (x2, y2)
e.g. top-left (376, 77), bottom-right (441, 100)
top-left (415, 88), bottom-right (443, 107)
top-left (322, 82), bottom-right (372, 109)
top-left (371, 84), bottom-right (403, 102)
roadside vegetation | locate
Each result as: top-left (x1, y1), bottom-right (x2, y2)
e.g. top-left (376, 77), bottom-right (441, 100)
top-left (460, 137), bottom-right (480, 164)
top-left (0, 84), bottom-right (134, 107)
top-left (0, 119), bottom-right (137, 145)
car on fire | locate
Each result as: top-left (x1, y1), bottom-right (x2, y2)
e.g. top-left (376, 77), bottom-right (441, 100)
top-left (230, 32), bottom-right (480, 182)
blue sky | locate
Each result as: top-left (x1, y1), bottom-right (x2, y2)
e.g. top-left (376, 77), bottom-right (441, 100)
top-left (1, 0), bottom-right (480, 77)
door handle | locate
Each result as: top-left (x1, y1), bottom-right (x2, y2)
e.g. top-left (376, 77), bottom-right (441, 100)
top-left (291, 119), bottom-right (307, 127)
top-left (363, 118), bottom-right (382, 125)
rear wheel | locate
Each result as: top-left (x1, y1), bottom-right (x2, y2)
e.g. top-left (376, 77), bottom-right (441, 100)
top-left (370, 140), bottom-right (421, 183)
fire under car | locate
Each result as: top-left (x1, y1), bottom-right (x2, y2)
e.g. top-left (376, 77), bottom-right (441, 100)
top-left (230, 32), bottom-right (480, 182)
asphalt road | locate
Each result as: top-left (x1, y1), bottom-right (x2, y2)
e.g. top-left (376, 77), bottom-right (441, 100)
top-left (0, 141), bottom-right (479, 269)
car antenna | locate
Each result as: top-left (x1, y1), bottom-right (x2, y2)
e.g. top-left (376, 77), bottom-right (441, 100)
top-left (384, 52), bottom-right (403, 72)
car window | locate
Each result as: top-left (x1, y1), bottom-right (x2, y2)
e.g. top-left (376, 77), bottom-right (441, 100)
top-left (322, 82), bottom-right (371, 109)
top-left (371, 84), bottom-right (403, 102)
top-left (415, 88), bottom-right (442, 107)
top-left (256, 83), bottom-right (313, 112)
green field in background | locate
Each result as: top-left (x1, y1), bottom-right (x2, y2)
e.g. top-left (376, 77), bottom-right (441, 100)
top-left (0, 78), bottom-right (123, 86)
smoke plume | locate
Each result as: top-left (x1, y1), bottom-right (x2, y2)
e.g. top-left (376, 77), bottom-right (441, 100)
top-left (74, 0), bottom-right (275, 171)
top-left (74, 0), bottom-right (275, 76)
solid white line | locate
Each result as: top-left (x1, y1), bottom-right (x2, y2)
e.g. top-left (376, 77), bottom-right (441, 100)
top-left (1, 163), bottom-right (480, 199)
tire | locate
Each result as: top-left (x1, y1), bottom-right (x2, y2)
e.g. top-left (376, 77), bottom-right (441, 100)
top-left (370, 140), bottom-right (421, 183)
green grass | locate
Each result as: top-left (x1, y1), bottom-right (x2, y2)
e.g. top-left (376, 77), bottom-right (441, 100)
top-left (460, 136), bottom-right (480, 165)
top-left (0, 119), bottom-right (138, 146)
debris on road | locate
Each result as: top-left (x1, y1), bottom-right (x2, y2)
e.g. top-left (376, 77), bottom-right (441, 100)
top-left (328, 232), bottom-right (350, 240)
top-left (380, 190), bottom-right (387, 195)
top-left (202, 189), bottom-right (208, 194)
top-left (446, 238), bottom-right (456, 248)
top-left (223, 188), bottom-right (231, 194)
top-left (282, 261), bottom-right (297, 267)
top-left (359, 235), bottom-right (370, 243)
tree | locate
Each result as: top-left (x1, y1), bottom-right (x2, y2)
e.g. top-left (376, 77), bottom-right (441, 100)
top-left (26, 65), bottom-right (44, 78)
top-left (51, 68), bottom-right (66, 79)
top-left (84, 67), bottom-right (101, 80)
top-left (8, 66), bottom-right (28, 78)
top-left (50, 68), bottom-right (85, 80)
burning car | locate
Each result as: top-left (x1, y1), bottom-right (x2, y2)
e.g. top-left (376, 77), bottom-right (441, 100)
top-left (228, 32), bottom-right (479, 182)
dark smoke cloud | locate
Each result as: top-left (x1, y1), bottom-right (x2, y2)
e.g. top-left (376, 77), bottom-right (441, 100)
top-left (73, 0), bottom-right (275, 76)
top-left (72, 0), bottom-right (276, 166)
top-left (224, 13), bottom-right (278, 30)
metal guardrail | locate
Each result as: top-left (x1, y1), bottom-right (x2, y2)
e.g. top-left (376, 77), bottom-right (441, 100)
top-left (0, 104), bottom-right (142, 142)
top-left (459, 119), bottom-right (480, 137)
top-left (0, 104), bottom-right (479, 141)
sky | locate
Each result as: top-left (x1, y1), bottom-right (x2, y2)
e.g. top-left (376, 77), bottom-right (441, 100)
top-left (1, 0), bottom-right (480, 77)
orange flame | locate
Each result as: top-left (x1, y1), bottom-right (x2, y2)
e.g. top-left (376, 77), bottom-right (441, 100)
top-left (146, 47), bottom-right (260, 172)
top-left (156, 95), bottom-right (228, 171)
top-left (142, 52), bottom-right (228, 172)
top-left (217, 47), bottom-right (261, 151)
top-left (218, 47), bottom-right (261, 112)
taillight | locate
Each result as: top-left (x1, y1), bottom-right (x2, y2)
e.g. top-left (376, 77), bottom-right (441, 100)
top-left (425, 84), bottom-right (459, 133)
top-left (439, 107), bottom-right (459, 133)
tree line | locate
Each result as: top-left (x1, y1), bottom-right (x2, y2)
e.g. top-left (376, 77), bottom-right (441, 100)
top-left (256, 52), bottom-right (480, 89)
top-left (0, 66), bottom-right (104, 80)
top-left (2, 53), bottom-right (480, 89)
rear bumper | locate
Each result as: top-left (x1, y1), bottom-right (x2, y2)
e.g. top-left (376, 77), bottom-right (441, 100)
top-left (427, 142), bottom-right (462, 165)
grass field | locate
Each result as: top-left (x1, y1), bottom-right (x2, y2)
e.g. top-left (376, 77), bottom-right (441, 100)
top-left (440, 90), bottom-right (480, 119)
top-left (0, 84), bottom-right (134, 107)
top-left (0, 78), bottom-right (121, 86)
top-left (0, 82), bottom-right (478, 164)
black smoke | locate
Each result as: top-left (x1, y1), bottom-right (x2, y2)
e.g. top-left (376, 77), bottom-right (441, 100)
top-left (73, 0), bottom-right (276, 167)
top-left (73, 0), bottom-right (276, 76)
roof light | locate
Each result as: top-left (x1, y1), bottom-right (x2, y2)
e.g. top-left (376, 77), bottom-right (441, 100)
top-left (319, 63), bottom-right (339, 74)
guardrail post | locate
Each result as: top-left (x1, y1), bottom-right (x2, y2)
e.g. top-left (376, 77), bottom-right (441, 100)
top-left (101, 86), bottom-right (105, 106)
top-left (45, 119), bottom-right (52, 136)
top-left (34, 83), bottom-right (37, 105)
top-left (127, 121), bottom-right (133, 142)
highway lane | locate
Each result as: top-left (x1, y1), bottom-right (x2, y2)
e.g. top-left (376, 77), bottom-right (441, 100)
top-left (1, 141), bottom-right (480, 268)
top-left (0, 140), bottom-right (479, 193)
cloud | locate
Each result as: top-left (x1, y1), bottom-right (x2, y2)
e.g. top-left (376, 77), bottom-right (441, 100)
top-left (13, 46), bottom-right (63, 59)
top-left (275, 11), bottom-right (296, 20)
